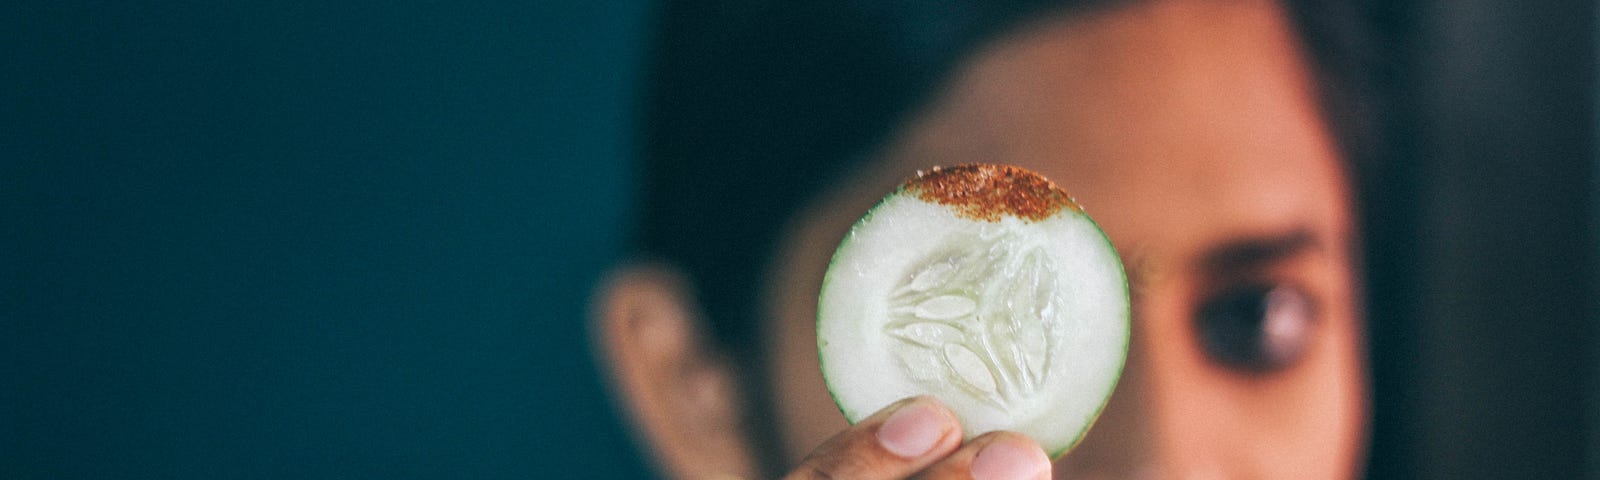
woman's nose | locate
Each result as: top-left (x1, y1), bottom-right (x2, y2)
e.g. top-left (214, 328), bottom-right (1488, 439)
top-left (1050, 317), bottom-right (1164, 480)
top-left (1050, 306), bottom-right (1230, 480)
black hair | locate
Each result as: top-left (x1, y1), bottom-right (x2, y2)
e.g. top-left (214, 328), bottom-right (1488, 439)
top-left (638, 0), bottom-right (1116, 358)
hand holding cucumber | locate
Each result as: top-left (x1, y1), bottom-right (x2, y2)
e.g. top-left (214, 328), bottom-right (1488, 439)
top-left (783, 396), bottom-right (1051, 480)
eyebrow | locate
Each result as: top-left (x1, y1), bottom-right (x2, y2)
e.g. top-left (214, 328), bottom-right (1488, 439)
top-left (1196, 227), bottom-right (1320, 276)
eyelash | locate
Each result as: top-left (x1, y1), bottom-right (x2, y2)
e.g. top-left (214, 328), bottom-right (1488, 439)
top-left (1193, 282), bottom-right (1319, 373)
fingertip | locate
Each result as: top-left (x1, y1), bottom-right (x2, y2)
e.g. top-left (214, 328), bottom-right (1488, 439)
top-left (876, 396), bottom-right (961, 458)
top-left (970, 432), bottom-right (1051, 480)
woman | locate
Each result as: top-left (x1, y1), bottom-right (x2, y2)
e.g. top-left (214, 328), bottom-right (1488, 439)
top-left (595, 0), bottom-right (1373, 478)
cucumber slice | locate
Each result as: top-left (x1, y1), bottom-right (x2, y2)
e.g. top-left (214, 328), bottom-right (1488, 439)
top-left (817, 164), bottom-right (1129, 457)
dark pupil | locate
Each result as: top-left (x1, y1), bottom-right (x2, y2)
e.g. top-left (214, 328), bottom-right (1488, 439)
top-left (1196, 284), bottom-right (1312, 372)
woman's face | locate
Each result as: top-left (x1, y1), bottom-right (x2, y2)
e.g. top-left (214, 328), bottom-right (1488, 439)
top-left (765, 1), bottom-right (1367, 478)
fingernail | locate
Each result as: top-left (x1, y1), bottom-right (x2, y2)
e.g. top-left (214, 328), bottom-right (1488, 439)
top-left (876, 398), bottom-right (949, 458)
top-left (971, 436), bottom-right (1051, 480)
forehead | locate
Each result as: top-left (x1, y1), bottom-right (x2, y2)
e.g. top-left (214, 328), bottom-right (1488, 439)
top-left (878, 0), bottom-right (1351, 262)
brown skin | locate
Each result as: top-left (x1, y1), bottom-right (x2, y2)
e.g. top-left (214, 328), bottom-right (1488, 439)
top-left (595, 0), bottom-right (1367, 478)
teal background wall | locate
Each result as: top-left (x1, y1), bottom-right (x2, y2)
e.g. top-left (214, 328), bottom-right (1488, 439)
top-left (6, 1), bottom-right (1596, 479)
top-left (4, 1), bottom-right (654, 477)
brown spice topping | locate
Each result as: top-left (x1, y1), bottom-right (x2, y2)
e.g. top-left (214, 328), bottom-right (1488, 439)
top-left (902, 164), bottom-right (1081, 222)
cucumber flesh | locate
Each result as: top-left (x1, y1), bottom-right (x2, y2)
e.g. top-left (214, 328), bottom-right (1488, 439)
top-left (817, 164), bottom-right (1129, 457)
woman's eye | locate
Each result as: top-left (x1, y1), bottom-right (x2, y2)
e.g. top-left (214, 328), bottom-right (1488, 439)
top-left (1195, 283), bottom-right (1317, 372)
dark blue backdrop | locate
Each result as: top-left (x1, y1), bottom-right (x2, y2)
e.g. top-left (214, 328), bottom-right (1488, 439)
top-left (4, 1), bottom-right (655, 477)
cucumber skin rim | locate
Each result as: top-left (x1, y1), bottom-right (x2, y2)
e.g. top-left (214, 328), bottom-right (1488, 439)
top-left (815, 188), bottom-right (1131, 460)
